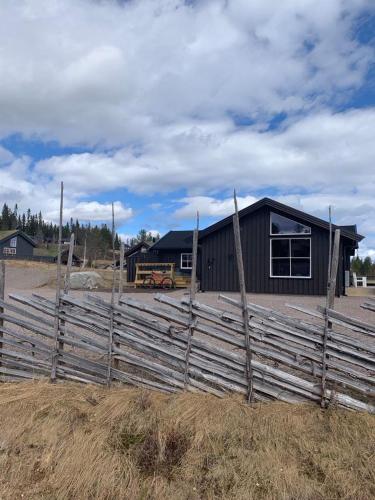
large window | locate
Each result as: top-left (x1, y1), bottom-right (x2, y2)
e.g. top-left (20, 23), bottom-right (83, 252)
top-left (271, 212), bottom-right (311, 235)
top-left (3, 247), bottom-right (16, 256)
top-left (270, 238), bottom-right (311, 278)
top-left (181, 253), bottom-right (192, 269)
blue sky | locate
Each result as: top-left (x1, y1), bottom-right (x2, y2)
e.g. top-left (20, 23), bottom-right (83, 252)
top-left (0, 0), bottom-right (374, 255)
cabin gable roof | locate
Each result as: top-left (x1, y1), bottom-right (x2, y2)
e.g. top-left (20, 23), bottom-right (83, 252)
top-left (199, 198), bottom-right (364, 243)
top-left (0, 229), bottom-right (37, 247)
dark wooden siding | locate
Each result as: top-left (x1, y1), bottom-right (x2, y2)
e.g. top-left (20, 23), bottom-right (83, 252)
top-left (0, 235), bottom-right (35, 260)
top-left (199, 206), bottom-right (349, 296)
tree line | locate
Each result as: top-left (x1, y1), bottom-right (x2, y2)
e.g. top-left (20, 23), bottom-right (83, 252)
top-left (351, 256), bottom-right (375, 276)
top-left (0, 203), bottom-right (159, 261)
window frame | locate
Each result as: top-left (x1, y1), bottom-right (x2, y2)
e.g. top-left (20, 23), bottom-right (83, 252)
top-left (3, 247), bottom-right (17, 256)
top-left (270, 237), bottom-right (311, 279)
top-left (270, 212), bottom-right (311, 236)
top-left (9, 237), bottom-right (17, 248)
top-left (180, 253), bottom-right (193, 270)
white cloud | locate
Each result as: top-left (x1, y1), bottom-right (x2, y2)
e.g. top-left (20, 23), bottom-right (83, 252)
top-left (0, 0), bottom-right (372, 144)
top-left (47, 201), bottom-right (133, 224)
top-left (34, 108), bottom-right (375, 197)
top-left (174, 195), bottom-right (258, 219)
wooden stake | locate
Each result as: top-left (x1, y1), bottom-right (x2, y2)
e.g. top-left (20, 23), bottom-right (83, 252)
top-left (114, 241), bottom-right (125, 369)
top-left (232, 190), bottom-right (254, 403)
top-left (0, 261), bottom-right (5, 368)
top-left (64, 233), bottom-right (75, 295)
top-left (106, 202), bottom-right (116, 385)
top-left (184, 211), bottom-right (199, 387)
top-left (50, 182), bottom-right (64, 381)
top-left (328, 229), bottom-right (341, 310)
top-left (82, 236), bottom-right (87, 269)
top-left (118, 241), bottom-right (125, 305)
top-left (321, 205), bottom-right (341, 406)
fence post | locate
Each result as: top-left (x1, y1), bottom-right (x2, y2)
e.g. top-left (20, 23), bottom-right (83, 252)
top-left (50, 181), bottom-right (64, 381)
top-left (321, 222), bottom-right (341, 406)
top-left (0, 260), bottom-right (5, 368)
top-left (114, 241), bottom-right (125, 370)
top-left (106, 202), bottom-right (116, 385)
top-left (184, 211), bottom-right (199, 387)
top-left (232, 190), bottom-right (254, 403)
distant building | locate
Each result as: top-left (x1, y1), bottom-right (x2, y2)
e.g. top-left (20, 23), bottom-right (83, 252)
top-left (0, 230), bottom-right (36, 259)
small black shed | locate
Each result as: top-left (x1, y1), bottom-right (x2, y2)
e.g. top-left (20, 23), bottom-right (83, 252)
top-left (0, 230), bottom-right (36, 259)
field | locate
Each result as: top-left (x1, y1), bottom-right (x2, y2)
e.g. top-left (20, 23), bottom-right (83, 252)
top-left (0, 381), bottom-right (374, 500)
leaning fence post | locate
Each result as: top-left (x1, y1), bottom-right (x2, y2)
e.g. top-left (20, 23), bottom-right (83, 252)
top-left (50, 181), bottom-right (64, 381)
top-left (0, 260), bottom-right (5, 368)
top-left (106, 202), bottom-right (116, 385)
top-left (184, 211), bottom-right (199, 388)
top-left (232, 190), bottom-right (254, 403)
top-left (321, 216), bottom-right (341, 406)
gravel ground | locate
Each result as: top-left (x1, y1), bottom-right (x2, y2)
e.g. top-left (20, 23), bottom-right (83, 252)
top-left (3, 261), bottom-right (374, 325)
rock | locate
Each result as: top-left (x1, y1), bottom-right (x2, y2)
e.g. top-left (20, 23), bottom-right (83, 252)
top-left (69, 272), bottom-right (103, 290)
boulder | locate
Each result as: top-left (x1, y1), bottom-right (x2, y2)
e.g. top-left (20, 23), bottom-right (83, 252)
top-left (69, 271), bottom-right (103, 290)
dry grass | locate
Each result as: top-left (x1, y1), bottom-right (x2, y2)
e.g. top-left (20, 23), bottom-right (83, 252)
top-left (4, 259), bottom-right (57, 271)
top-left (0, 381), bottom-right (374, 500)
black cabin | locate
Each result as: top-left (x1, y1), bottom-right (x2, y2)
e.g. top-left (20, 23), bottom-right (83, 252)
top-left (127, 198), bottom-right (363, 296)
top-left (198, 198), bottom-right (363, 295)
top-left (0, 230), bottom-right (36, 259)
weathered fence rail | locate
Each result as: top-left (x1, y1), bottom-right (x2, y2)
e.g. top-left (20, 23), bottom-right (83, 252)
top-left (362, 298), bottom-right (375, 313)
top-left (0, 287), bottom-right (373, 412)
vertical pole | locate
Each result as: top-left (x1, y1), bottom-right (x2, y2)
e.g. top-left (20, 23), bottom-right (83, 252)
top-left (118, 241), bottom-right (125, 305)
top-left (50, 181), bottom-right (64, 381)
top-left (106, 202), bottom-right (116, 385)
top-left (114, 241), bottom-right (125, 369)
top-left (64, 232), bottom-right (75, 295)
top-left (184, 211), bottom-right (199, 388)
top-left (321, 204), bottom-right (341, 406)
top-left (328, 229), bottom-right (341, 310)
top-left (0, 260), bottom-right (5, 368)
top-left (233, 190), bottom-right (254, 403)
top-left (58, 232), bottom-right (75, 355)
top-left (82, 235), bottom-right (87, 269)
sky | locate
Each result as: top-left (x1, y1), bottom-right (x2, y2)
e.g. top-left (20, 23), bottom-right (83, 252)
top-left (0, 0), bottom-right (374, 255)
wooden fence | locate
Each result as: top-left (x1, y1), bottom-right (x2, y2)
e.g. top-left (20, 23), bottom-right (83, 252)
top-left (0, 284), bottom-right (373, 413)
top-left (0, 187), bottom-right (373, 412)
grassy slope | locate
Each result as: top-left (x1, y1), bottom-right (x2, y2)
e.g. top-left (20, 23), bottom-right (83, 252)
top-left (0, 381), bottom-right (374, 500)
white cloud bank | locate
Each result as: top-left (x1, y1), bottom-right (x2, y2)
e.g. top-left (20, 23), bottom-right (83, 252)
top-left (0, 0), bottom-right (372, 144)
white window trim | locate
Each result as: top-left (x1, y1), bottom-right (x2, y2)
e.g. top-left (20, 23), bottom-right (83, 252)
top-left (180, 253), bottom-right (193, 270)
top-left (3, 247), bottom-right (17, 255)
top-left (10, 237), bottom-right (17, 248)
top-left (270, 212), bottom-right (311, 236)
top-left (270, 238), bottom-right (311, 279)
